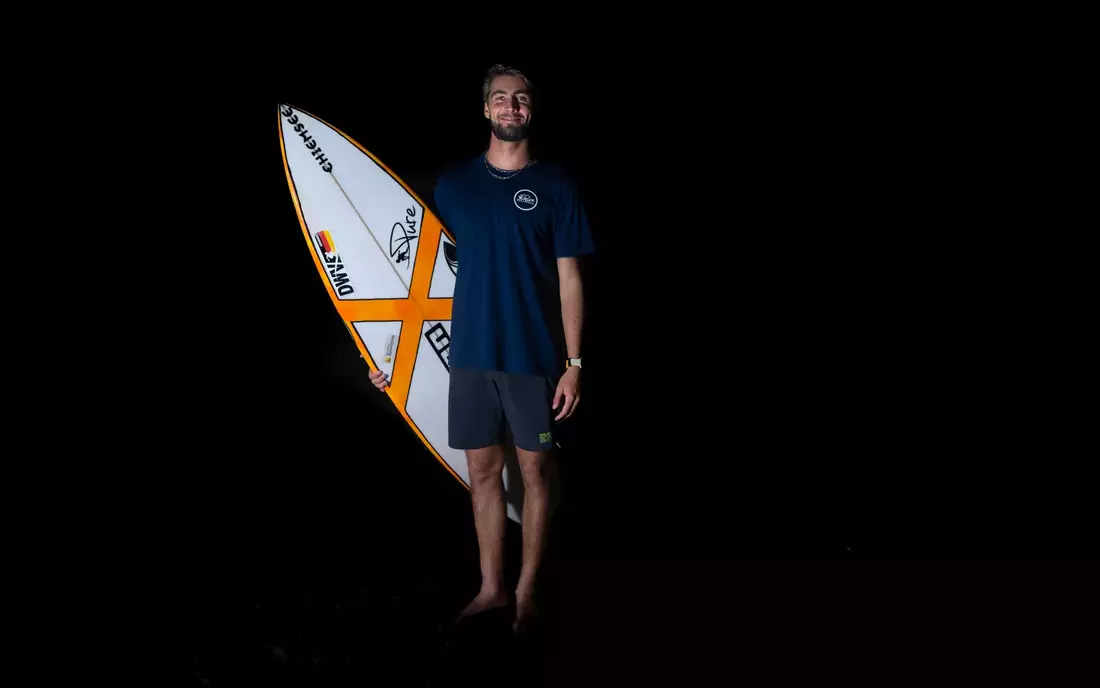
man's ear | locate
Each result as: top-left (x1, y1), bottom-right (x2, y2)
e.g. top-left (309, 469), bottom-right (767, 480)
top-left (483, 102), bottom-right (490, 119)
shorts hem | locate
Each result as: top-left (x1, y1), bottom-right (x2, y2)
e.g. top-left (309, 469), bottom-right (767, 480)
top-left (513, 440), bottom-right (556, 453)
top-left (447, 438), bottom-right (504, 451)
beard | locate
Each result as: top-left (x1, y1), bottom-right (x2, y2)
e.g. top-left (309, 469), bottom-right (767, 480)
top-left (491, 119), bottom-right (530, 142)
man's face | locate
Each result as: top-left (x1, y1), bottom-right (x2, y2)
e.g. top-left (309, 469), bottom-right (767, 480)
top-left (484, 74), bottom-right (533, 142)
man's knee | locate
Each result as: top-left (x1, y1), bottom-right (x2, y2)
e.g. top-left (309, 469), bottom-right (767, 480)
top-left (516, 449), bottom-right (551, 489)
top-left (466, 446), bottom-right (505, 484)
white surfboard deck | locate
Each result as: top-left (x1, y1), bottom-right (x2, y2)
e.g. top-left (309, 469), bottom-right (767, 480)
top-left (278, 103), bottom-right (534, 523)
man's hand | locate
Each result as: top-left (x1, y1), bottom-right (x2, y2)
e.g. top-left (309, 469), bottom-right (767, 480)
top-left (361, 353), bottom-right (390, 391)
top-left (368, 368), bottom-right (389, 391)
top-left (553, 367), bottom-right (580, 421)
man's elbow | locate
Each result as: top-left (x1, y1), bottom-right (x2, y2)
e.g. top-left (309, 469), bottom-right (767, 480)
top-left (559, 269), bottom-right (582, 298)
top-left (557, 256), bottom-right (583, 288)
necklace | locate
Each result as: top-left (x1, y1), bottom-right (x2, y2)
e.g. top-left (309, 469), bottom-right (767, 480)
top-left (484, 154), bottom-right (535, 180)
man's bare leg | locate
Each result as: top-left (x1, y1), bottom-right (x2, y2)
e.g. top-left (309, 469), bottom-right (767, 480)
top-left (514, 446), bottom-right (552, 633)
top-left (456, 445), bottom-right (509, 622)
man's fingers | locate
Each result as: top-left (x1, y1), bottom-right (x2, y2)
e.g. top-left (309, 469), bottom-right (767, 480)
top-left (554, 395), bottom-right (567, 420)
top-left (555, 393), bottom-right (574, 421)
top-left (369, 370), bottom-right (389, 389)
top-left (563, 396), bottom-right (579, 419)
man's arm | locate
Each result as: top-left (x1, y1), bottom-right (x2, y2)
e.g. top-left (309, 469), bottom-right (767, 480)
top-left (557, 256), bottom-right (584, 360)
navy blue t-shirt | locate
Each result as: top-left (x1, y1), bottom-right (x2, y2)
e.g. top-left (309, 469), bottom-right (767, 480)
top-left (432, 155), bottom-right (595, 379)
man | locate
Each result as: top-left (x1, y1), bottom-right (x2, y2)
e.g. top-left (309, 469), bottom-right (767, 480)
top-left (369, 64), bottom-right (594, 633)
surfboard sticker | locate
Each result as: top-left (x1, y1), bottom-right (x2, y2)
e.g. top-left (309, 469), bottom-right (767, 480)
top-left (278, 103), bottom-right (525, 522)
top-left (351, 321), bottom-right (402, 381)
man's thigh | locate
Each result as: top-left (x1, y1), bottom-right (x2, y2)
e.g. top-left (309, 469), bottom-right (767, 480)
top-left (448, 367), bottom-right (505, 450)
top-left (494, 371), bottom-right (556, 453)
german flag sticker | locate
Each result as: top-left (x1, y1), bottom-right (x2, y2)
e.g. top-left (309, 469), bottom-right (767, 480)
top-left (316, 229), bottom-right (335, 254)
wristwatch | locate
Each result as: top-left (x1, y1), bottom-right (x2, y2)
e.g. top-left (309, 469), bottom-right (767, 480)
top-left (566, 357), bottom-right (582, 368)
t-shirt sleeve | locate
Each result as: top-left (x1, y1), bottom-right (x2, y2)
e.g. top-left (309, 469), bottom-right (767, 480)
top-left (554, 177), bottom-right (596, 258)
top-left (431, 174), bottom-right (453, 233)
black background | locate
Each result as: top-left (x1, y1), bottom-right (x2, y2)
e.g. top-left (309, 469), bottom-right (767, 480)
top-left (184, 64), bottom-right (1094, 685)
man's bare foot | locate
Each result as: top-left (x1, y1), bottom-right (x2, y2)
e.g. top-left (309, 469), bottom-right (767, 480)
top-left (513, 589), bottom-right (540, 634)
top-left (455, 587), bottom-right (508, 624)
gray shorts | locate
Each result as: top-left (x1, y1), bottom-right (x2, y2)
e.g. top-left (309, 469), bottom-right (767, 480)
top-left (448, 367), bottom-right (557, 452)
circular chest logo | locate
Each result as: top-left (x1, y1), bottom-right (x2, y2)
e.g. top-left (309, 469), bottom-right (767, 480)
top-left (514, 189), bottom-right (538, 211)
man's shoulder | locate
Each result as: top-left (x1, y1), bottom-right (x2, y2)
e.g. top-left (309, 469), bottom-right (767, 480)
top-left (430, 156), bottom-right (479, 217)
top-left (531, 160), bottom-right (584, 196)
top-left (435, 155), bottom-right (481, 187)
top-left (532, 160), bottom-right (573, 182)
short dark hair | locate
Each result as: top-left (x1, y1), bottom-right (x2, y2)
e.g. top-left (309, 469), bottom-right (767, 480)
top-left (482, 64), bottom-right (534, 103)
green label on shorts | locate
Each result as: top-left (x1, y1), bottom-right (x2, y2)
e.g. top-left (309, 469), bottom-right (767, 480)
top-left (539, 432), bottom-right (552, 444)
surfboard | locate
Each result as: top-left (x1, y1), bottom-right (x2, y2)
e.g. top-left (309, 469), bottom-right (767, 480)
top-left (277, 103), bottom-right (529, 523)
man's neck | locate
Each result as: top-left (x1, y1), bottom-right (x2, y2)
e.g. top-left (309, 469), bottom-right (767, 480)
top-left (485, 136), bottom-right (531, 171)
